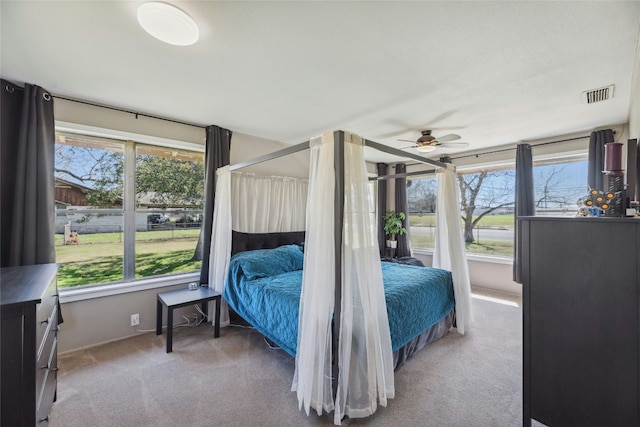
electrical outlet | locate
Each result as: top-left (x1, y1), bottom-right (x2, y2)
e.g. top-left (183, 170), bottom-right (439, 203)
top-left (131, 313), bottom-right (139, 327)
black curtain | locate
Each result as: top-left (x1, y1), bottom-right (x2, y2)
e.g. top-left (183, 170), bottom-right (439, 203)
top-left (1, 79), bottom-right (56, 267)
top-left (637, 140), bottom-right (640, 201)
top-left (513, 144), bottom-right (535, 284)
top-left (376, 163), bottom-right (387, 257)
top-left (1, 79), bottom-right (60, 322)
top-left (588, 129), bottom-right (614, 190)
top-left (394, 163), bottom-right (411, 258)
top-left (198, 125), bottom-right (231, 285)
top-left (634, 139), bottom-right (640, 201)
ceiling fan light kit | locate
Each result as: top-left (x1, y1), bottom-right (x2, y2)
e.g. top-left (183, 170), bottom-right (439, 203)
top-left (397, 129), bottom-right (468, 153)
top-left (416, 144), bottom-right (438, 153)
top-left (137, 2), bottom-right (199, 46)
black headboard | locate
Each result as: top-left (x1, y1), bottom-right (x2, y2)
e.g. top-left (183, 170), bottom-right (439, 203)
top-left (231, 230), bottom-right (305, 256)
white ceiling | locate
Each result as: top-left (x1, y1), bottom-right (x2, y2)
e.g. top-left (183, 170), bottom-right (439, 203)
top-left (1, 1), bottom-right (639, 163)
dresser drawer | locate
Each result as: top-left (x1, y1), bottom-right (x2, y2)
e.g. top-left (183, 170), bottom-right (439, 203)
top-left (36, 319), bottom-right (57, 400)
top-left (37, 302), bottom-right (58, 360)
top-left (36, 337), bottom-right (57, 424)
top-left (36, 275), bottom-right (57, 325)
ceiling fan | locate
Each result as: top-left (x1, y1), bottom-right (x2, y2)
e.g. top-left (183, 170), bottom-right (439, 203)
top-left (398, 130), bottom-right (469, 153)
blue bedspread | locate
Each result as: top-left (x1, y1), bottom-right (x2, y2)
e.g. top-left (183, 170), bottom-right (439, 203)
top-left (223, 245), bottom-right (455, 357)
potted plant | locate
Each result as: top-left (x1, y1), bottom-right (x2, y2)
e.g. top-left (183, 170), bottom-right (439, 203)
top-left (383, 210), bottom-right (407, 249)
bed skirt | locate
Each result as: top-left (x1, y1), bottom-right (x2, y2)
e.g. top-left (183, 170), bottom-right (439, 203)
top-left (392, 308), bottom-right (455, 370)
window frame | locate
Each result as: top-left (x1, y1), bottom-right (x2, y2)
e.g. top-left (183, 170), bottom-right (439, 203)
top-left (406, 150), bottom-right (589, 259)
top-left (55, 123), bottom-right (205, 300)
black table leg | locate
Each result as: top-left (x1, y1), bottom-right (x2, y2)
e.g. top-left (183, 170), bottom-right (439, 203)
top-left (214, 296), bottom-right (220, 338)
top-left (166, 307), bottom-right (173, 353)
top-left (156, 299), bottom-right (162, 336)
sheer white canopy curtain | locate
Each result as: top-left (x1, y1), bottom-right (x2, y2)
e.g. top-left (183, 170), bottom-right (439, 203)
top-left (207, 169), bottom-right (308, 324)
top-left (292, 132), bottom-right (394, 424)
top-left (231, 172), bottom-right (307, 233)
top-left (433, 165), bottom-right (473, 334)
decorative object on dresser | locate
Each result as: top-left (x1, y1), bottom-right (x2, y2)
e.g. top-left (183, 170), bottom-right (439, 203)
top-left (603, 141), bottom-right (625, 216)
top-left (521, 217), bottom-right (639, 427)
top-left (1, 263), bottom-right (59, 426)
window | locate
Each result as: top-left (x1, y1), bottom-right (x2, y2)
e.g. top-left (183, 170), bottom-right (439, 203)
top-left (407, 177), bottom-right (437, 250)
top-left (458, 168), bottom-right (515, 257)
top-left (55, 131), bottom-right (204, 289)
top-left (407, 158), bottom-right (588, 258)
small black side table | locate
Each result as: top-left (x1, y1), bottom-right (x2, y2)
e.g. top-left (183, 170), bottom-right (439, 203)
top-left (156, 286), bottom-right (221, 353)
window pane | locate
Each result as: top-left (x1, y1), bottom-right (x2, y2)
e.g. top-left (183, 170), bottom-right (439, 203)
top-left (55, 132), bottom-right (125, 287)
top-left (534, 160), bottom-right (587, 216)
top-left (459, 170), bottom-right (515, 257)
top-left (405, 159), bottom-right (588, 258)
top-left (407, 177), bottom-right (437, 250)
top-left (134, 144), bottom-right (204, 279)
top-left (55, 213), bottom-right (124, 287)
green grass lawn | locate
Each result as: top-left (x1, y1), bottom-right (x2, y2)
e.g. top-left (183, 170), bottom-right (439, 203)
top-left (409, 213), bottom-right (514, 256)
top-left (409, 213), bottom-right (514, 228)
top-left (55, 230), bottom-right (201, 288)
top-left (410, 235), bottom-right (514, 257)
top-left (464, 240), bottom-right (513, 257)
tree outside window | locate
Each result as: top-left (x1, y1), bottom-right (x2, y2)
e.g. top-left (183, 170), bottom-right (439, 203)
top-left (406, 159), bottom-right (588, 258)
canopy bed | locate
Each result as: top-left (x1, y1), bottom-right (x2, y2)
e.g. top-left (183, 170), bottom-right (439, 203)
top-left (206, 130), bottom-right (472, 425)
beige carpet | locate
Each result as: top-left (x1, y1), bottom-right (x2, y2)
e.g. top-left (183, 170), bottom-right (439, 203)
top-left (50, 291), bottom-right (522, 426)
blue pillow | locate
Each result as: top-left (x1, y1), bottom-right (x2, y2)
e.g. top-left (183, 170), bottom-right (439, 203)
top-left (233, 244), bottom-right (304, 280)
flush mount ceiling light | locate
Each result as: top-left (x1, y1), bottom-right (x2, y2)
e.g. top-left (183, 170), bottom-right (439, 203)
top-left (137, 2), bottom-right (199, 46)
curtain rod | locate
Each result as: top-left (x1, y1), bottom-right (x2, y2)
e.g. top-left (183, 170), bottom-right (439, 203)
top-left (52, 95), bottom-right (207, 129)
top-left (448, 132), bottom-right (614, 161)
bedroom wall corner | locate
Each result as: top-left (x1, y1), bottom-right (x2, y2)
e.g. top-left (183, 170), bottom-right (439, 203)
top-left (230, 132), bottom-right (309, 178)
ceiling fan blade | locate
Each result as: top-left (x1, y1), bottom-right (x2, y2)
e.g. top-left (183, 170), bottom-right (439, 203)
top-left (433, 134), bottom-right (461, 143)
top-left (438, 142), bottom-right (469, 148)
top-left (396, 139), bottom-right (418, 143)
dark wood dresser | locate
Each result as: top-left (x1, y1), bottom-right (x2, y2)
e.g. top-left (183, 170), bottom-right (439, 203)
top-left (1, 263), bottom-right (59, 426)
top-left (521, 217), bottom-right (639, 427)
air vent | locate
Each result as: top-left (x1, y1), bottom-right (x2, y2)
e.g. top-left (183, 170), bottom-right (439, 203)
top-left (582, 85), bottom-right (614, 104)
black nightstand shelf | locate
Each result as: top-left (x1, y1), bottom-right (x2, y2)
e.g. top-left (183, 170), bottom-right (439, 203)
top-left (156, 286), bottom-right (221, 353)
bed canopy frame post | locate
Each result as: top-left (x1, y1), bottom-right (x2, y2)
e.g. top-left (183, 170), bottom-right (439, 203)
top-left (332, 130), bottom-right (345, 397)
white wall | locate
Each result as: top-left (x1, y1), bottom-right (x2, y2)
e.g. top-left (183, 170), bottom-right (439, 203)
top-left (413, 252), bottom-right (521, 296)
top-left (59, 283), bottom-right (197, 353)
top-left (54, 97), bottom-right (205, 148)
top-left (230, 132), bottom-right (309, 178)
